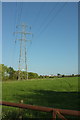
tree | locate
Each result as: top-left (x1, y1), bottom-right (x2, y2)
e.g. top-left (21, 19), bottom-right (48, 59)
top-left (28, 72), bottom-right (38, 79)
top-left (72, 74), bottom-right (74, 77)
top-left (1, 64), bottom-right (15, 80)
top-left (62, 75), bottom-right (65, 77)
top-left (1, 64), bottom-right (9, 80)
top-left (8, 67), bottom-right (15, 79)
top-left (0, 64), bottom-right (39, 80)
top-left (0, 64), bottom-right (2, 81)
top-left (57, 73), bottom-right (60, 76)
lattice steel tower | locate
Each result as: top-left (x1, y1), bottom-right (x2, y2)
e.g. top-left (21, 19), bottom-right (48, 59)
top-left (14, 23), bottom-right (32, 80)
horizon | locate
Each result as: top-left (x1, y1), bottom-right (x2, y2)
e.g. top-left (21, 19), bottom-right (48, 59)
top-left (1, 63), bottom-right (79, 76)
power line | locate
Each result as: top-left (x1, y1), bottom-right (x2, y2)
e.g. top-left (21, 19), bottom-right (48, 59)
top-left (15, 2), bottom-right (18, 29)
top-left (18, 2), bottom-right (23, 24)
top-left (37, 3), bottom-right (59, 31)
top-left (13, 2), bottom-right (23, 42)
top-left (34, 3), bottom-right (59, 36)
top-left (15, 2), bottom-right (23, 25)
top-left (32, 2), bottom-right (47, 28)
top-left (12, 2), bottom-right (18, 70)
top-left (16, 2), bottom-right (19, 26)
top-left (13, 2), bottom-right (18, 38)
top-left (36, 2), bottom-right (67, 38)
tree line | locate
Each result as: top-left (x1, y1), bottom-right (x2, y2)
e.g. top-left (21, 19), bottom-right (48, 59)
top-left (0, 64), bottom-right (79, 81)
top-left (0, 64), bottom-right (39, 81)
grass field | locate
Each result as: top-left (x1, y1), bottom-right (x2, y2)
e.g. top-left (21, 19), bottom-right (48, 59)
top-left (2, 77), bottom-right (80, 119)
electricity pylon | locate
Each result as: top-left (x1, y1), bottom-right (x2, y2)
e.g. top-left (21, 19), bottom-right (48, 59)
top-left (14, 23), bottom-right (32, 80)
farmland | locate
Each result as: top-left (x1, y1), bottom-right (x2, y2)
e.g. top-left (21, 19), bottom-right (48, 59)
top-left (2, 77), bottom-right (80, 119)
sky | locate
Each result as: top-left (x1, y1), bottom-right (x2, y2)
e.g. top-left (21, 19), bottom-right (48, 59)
top-left (2, 2), bottom-right (78, 75)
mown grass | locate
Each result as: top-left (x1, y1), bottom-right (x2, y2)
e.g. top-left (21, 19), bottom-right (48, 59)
top-left (2, 77), bottom-right (80, 119)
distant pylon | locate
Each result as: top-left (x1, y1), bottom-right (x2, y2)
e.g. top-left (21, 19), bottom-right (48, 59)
top-left (14, 23), bottom-right (32, 80)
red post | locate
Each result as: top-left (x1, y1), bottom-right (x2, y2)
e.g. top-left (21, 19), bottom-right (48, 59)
top-left (52, 110), bottom-right (56, 120)
top-left (56, 111), bottom-right (67, 120)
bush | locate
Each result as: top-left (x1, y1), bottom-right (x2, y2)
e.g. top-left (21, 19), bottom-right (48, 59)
top-left (28, 72), bottom-right (38, 79)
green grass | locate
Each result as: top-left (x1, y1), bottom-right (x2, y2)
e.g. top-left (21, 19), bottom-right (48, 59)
top-left (2, 77), bottom-right (80, 119)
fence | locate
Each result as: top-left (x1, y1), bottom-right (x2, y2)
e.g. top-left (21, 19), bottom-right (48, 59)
top-left (0, 101), bottom-right (80, 120)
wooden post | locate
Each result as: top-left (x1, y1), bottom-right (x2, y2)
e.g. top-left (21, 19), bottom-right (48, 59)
top-left (19, 100), bottom-right (24, 120)
top-left (52, 110), bottom-right (56, 120)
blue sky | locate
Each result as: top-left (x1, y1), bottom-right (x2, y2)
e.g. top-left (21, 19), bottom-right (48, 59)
top-left (2, 2), bottom-right (78, 75)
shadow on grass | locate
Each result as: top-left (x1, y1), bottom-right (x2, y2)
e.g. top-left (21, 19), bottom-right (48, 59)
top-left (2, 90), bottom-right (80, 119)
top-left (15, 90), bottom-right (80, 110)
